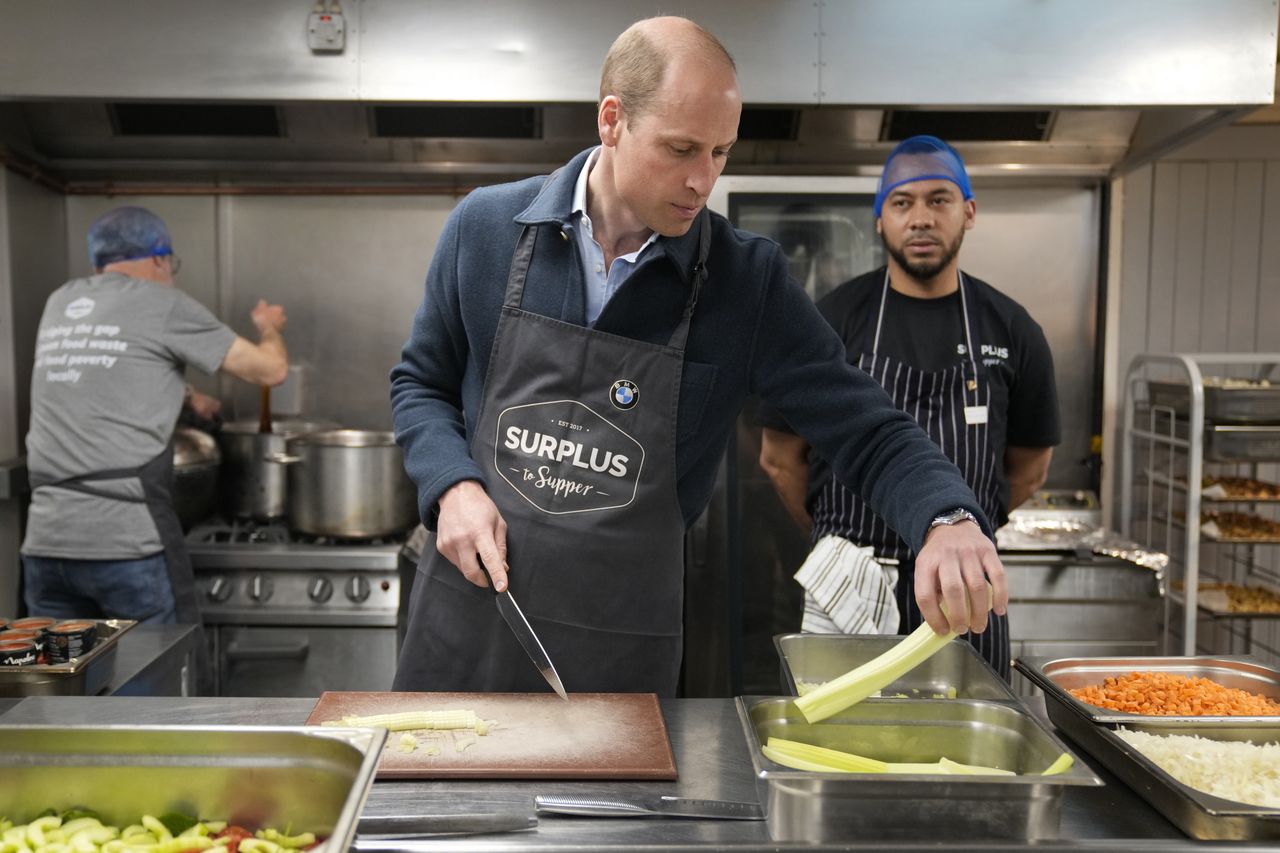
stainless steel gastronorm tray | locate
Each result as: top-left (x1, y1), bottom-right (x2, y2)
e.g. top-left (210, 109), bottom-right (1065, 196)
top-left (0, 724), bottom-right (386, 853)
top-left (0, 619), bottom-right (136, 697)
top-left (775, 633), bottom-right (1019, 702)
top-left (736, 696), bottom-right (1100, 842)
top-left (1032, 694), bottom-right (1280, 839)
top-left (1149, 380), bottom-right (1280, 425)
top-left (1016, 655), bottom-right (1280, 725)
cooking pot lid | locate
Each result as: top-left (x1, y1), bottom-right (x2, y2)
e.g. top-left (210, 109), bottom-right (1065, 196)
top-left (291, 428), bottom-right (397, 448)
top-left (173, 427), bottom-right (220, 467)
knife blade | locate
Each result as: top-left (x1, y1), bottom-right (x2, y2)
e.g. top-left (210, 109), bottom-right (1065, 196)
top-left (480, 560), bottom-right (568, 699)
top-left (355, 812), bottom-right (537, 838)
top-left (534, 794), bottom-right (764, 821)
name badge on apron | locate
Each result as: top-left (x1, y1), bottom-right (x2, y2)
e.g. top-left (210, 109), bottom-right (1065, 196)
top-left (964, 404), bottom-right (988, 425)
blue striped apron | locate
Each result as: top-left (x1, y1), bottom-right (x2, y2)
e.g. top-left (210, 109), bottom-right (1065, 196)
top-left (810, 269), bottom-right (1010, 678)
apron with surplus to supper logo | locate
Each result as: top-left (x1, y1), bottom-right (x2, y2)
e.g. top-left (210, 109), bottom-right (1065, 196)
top-left (394, 210), bottom-right (711, 696)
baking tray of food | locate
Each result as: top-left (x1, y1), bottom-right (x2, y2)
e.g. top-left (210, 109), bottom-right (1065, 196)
top-left (1149, 378), bottom-right (1280, 425)
top-left (736, 696), bottom-right (1100, 842)
top-left (0, 618), bottom-right (135, 697)
top-left (1170, 582), bottom-right (1280, 618)
top-left (1203, 475), bottom-right (1280, 502)
top-left (1015, 656), bottom-right (1280, 726)
top-left (775, 633), bottom-right (1019, 702)
top-left (1199, 510), bottom-right (1280, 543)
top-left (0, 724), bottom-right (385, 853)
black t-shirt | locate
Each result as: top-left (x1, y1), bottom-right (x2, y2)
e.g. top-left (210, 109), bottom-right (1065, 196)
top-left (759, 267), bottom-right (1060, 526)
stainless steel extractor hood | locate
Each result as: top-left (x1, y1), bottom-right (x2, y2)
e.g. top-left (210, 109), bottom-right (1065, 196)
top-left (0, 0), bottom-right (1275, 189)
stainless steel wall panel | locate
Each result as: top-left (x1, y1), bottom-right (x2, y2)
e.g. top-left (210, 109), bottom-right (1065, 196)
top-left (1228, 163), bottom-right (1266, 355)
top-left (1198, 163), bottom-right (1235, 353)
top-left (1171, 164), bottom-right (1208, 351)
top-left (0, 0), bottom-right (359, 100)
top-left (1145, 163), bottom-right (1181, 359)
top-left (819, 0), bottom-right (1278, 107)
top-left (356, 0), bottom-right (818, 103)
top-left (220, 195), bottom-right (455, 429)
top-left (1, 172), bottom-right (67, 615)
top-left (1261, 162), bottom-right (1280, 354)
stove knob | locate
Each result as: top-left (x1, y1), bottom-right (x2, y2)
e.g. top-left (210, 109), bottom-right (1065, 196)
top-left (249, 574), bottom-right (274, 603)
top-left (346, 575), bottom-right (371, 604)
top-left (309, 577), bottom-right (334, 603)
top-left (207, 577), bottom-right (233, 603)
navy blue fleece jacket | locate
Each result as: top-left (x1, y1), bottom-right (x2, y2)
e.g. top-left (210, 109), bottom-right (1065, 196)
top-left (390, 148), bottom-right (988, 552)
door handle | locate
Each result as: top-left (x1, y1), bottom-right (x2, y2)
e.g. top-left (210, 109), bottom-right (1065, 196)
top-left (225, 639), bottom-right (310, 661)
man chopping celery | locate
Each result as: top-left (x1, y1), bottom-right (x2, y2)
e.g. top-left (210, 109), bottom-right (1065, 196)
top-left (390, 16), bottom-right (1007, 698)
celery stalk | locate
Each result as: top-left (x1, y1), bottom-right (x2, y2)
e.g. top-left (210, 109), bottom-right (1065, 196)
top-left (764, 737), bottom-right (1015, 776)
top-left (793, 621), bottom-right (955, 723)
top-left (1040, 752), bottom-right (1074, 775)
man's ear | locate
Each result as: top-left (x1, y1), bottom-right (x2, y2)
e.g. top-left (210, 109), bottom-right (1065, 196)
top-left (964, 199), bottom-right (977, 231)
top-left (598, 95), bottom-right (624, 147)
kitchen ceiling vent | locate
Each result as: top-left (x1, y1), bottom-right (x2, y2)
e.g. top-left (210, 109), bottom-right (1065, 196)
top-left (111, 103), bottom-right (282, 137)
top-left (883, 110), bottom-right (1053, 142)
top-left (372, 105), bottom-right (542, 139)
top-left (737, 107), bottom-right (801, 141)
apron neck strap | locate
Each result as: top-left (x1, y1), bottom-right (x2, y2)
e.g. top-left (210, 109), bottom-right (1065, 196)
top-left (667, 208), bottom-right (711, 351)
top-left (503, 209), bottom-right (711, 352)
top-left (872, 268), bottom-right (979, 377)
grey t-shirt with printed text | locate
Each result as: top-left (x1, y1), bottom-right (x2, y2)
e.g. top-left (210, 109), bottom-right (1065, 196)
top-left (22, 272), bottom-right (236, 559)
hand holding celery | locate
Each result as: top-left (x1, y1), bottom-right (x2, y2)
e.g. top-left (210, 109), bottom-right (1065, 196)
top-left (794, 585), bottom-right (994, 724)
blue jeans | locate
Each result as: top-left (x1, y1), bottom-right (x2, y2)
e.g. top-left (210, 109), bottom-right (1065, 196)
top-left (22, 553), bottom-right (178, 624)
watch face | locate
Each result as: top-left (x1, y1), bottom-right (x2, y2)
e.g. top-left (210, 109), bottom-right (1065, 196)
top-left (933, 509), bottom-right (974, 526)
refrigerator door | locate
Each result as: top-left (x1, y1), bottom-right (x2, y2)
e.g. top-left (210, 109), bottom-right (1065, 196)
top-left (682, 191), bottom-right (881, 697)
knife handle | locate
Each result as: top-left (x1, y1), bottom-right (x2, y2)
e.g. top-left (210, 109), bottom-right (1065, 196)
top-left (534, 795), bottom-right (654, 817)
top-left (477, 555), bottom-right (503, 594)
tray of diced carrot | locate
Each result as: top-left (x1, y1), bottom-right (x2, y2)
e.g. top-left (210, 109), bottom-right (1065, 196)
top-left (1015, 656), bottom-right (1280, 725)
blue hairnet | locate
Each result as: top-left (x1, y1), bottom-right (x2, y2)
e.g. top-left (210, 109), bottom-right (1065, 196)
top-left (873, 135), bottom-right (973, 217)
top-left (87, 206), bottom-right (174, 269)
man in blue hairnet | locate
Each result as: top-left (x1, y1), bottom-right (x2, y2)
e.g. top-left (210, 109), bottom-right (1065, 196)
top-left (21, 205), bottom-right (290, 628)
top-left (759, 136), bottom-right (1060, 677)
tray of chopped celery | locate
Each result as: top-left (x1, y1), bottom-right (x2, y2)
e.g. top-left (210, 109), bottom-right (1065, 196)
top-left (736, 696), bottom-right (1101, 842)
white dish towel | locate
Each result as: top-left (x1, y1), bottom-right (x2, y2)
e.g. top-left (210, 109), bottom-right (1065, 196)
top-left (796, 534), bottom-right (900, 634)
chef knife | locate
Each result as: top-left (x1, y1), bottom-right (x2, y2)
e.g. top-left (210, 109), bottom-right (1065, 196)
top-left (480, 560), bottom-right (568, 699)
top-left (534, 794), bottom-right (764, 820)
top-left (355, 812), bottom-right (537, 838)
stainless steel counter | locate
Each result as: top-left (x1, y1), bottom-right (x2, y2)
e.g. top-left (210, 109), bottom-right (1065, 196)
top-left (2, 694), bottom-right (1271, 851)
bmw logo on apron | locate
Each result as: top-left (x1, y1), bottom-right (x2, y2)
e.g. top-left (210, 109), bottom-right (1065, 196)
top-left (610, 380), bottom-right (638, 410)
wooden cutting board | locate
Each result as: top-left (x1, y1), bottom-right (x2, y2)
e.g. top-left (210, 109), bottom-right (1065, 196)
top-left (305, 691), bottom-right (677, 780)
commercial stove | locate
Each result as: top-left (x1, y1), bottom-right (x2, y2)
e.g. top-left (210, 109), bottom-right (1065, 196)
top-left (186, 519), bottom-right (406, 697)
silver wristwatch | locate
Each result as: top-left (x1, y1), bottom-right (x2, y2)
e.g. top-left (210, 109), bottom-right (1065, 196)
top-left (929, 508), bottom-right (980, 530)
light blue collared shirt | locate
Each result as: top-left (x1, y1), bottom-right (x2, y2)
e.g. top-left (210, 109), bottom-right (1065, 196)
top-left (571, 147), bottom-right (660, 326)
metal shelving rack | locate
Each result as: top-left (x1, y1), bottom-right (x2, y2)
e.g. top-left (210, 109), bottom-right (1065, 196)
top-left (1119, 353), bottom-right (1280, 655)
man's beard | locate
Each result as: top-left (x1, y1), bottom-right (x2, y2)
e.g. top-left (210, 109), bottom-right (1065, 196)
top-left (883, 230), bottom-right (964, 282)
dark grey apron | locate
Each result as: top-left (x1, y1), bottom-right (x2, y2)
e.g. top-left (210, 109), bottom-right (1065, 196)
top-left (29, 440), bottom-right (201, 625)
top-left (394, 209), bottom-right (710, 697)
top-left (29, 441), bottom-right (211, 692)
top-left (812, 270), bottom-right (1010, 678)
